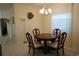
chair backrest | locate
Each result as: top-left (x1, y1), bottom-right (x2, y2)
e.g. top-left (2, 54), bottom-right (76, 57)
top-left (53, 29), bottom-right (61, 37)
top-left (32, 28), bottom-right (40, 36)
top-left (26, 32), bottom-right (34, 47)
top-left (58, 32), bottom-right (67, 47)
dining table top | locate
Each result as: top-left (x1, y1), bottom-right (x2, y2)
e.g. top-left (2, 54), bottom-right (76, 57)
top-left (35, 33), bottom-right (57, 41)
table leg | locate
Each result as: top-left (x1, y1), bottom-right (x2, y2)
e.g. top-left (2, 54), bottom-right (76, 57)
top-left (43, 40), bottom-right (48, 54)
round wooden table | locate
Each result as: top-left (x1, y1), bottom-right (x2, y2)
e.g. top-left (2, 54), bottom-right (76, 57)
top-left (36, 33), bottom-right (57, 54)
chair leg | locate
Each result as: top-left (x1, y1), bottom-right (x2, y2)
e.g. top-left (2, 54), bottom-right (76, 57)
top-left (33, 48), bottom-right (35, 56)
top-left (28, 47), bottom-right (31, 54)
top-left (0, 45), bottom-right (2, 56)
top-left (28, 47), bottom-right (30, 54)
top-left (57, 49), bottom-right (59, 56)
top-left (62, 47), bottom-right (64, 55)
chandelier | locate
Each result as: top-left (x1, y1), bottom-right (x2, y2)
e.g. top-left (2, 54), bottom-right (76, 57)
top-left (39, 5), bottom-right (52, 15)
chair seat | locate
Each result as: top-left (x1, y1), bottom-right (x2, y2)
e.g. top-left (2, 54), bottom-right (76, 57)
top-left (34, 42), bottom-right (43, 48)
top-left (48, 41), bottom-right (58, 48)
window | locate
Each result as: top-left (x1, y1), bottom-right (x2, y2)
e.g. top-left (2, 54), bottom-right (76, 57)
top-left (51, 12), bottom-right (71, 33)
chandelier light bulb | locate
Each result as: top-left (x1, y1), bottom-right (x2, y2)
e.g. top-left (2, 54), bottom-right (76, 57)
top-left (39, 8), bottom-right (45, 14)
top-left (45, 10), bottom-right (48, 15)
top-left (48, 8), bottom-right (52, 14)
top-left (39, 9), bottom-right (43, 14)
top-left (42, 8), bottom-right (45, 12)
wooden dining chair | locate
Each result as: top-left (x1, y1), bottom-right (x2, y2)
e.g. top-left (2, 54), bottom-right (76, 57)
top-left (26, 32), bottom-right (43, 56)
top-left (53, 29), bottom-right (61, 36)
top-left (32, 28), bottom-right (41, 43)
top-left (51, 29), bottom-right (61, 42)
top-left (48, 32), bottom-right (67, 56)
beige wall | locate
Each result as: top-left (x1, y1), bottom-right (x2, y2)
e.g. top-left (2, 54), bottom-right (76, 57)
top-left (72, 3), bottom-right (79, 52)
